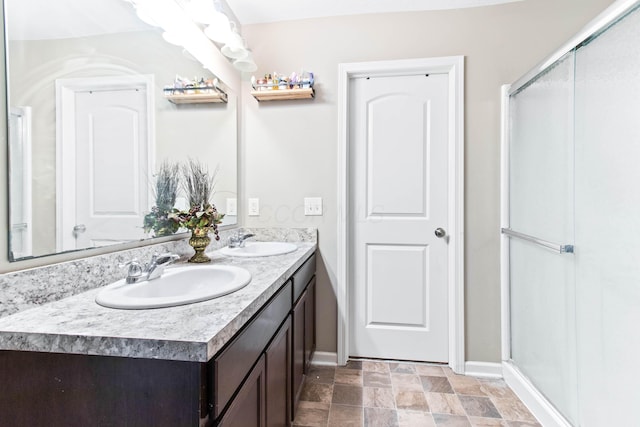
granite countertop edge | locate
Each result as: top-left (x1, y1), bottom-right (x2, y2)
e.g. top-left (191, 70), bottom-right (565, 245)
top-left (0, 242), bottom-right (317, 363)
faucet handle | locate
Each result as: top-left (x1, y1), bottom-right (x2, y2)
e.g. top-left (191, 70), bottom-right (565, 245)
top-left (119, 259), bottom-right (144, 281)
top-left (154, 253), bottom-right (180, 265)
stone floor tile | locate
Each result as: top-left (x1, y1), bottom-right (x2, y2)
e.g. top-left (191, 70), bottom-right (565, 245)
top-left (458, 395), bottom-right (501, 418)
top-left (448, 375), bottom-right (488, 397)
top-left (391, 372), bottom-right (424, 392)
top-left (363, 361), bottom-right (391, 373)
top-left (398, 410), bottom-right (437, 427)
top-left (335, 368), bottom-right (364, 386)
top-left (294, 360), bottom-right (540, 427)
top-left (340, 360), bottom-right (363, 370)
top-left (292, 401), bottom-right (331, 426)
top-left (507, 421), bottom-right (542, 427)
top-left (468, 416), bottom-right (509, 426)
top-left (491, 398), bottom-right (537, 423)
top-left (364, 407), bottom-right (399, 427)
top-left (478, 379), bottom-right (518, 400)
top-left (394, 390), bottom-right (430, 412)
top-left (363, 387), bottom-right (396, 409)
top-left (306, 366), bottom-right (336, 385)
top-left (421, 376), bottom-right (454, 393)
top-left (328, 404), bottom-right (363, 427)
top-left (432, 413), bottom-right (472, 426)
top-left (300, 382), bottom-right (333, 404)
top-left (414, 364), bottom-right (447, 377)
top-left (333, 384), bottom-right (363, 406)
top-left (364, 371), bottom-right (392, 388)
top-left (426, 392), bottom-right (466, 416)
top-left (390, 362), bottom-right (417, 374)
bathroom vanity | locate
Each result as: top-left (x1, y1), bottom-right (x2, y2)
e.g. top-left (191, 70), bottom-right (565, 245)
top-left (0, 243), bottom-right (316, 427)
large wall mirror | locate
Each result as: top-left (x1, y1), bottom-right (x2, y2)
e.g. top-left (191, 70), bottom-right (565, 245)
top-left (5, 0), bottom-right (238, 261)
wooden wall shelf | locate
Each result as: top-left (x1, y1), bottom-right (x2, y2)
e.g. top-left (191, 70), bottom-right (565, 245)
top-left (251, 88), bottom-right (315, 102)
top-left (164, 92), bottom-right (228, 104)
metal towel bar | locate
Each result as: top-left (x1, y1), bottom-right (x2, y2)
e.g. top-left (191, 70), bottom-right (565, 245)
top-left (501, 228), bottom-right (574, 254)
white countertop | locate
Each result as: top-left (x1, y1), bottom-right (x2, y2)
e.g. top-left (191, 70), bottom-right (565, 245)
top-left (0, 243), bottom-right (316, 363)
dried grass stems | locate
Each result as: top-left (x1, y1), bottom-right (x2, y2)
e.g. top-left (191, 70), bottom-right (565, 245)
top-left (182, 158), bottom-right (219, 208)
top-left (153, 161), bottom-right (180, 211)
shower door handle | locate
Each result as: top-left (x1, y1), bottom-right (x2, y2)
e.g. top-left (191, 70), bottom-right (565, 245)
top-left (501, 228), bottom-right (574, 254)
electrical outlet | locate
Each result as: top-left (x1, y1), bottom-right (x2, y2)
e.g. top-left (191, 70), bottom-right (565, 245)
top-left (304, 197), bottom-right (323, 216)
top-left (226, 198), bottom-right (237, 216)
top-left (248, 198), bottom-right (260, 216)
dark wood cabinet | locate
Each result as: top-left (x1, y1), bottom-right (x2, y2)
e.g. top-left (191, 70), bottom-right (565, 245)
top-left (290, 255), bottom-right (317, 421)
top-left (218, 355), bottom-right (266, 427)
top-left (304, 277), bottom-right (316, 374)
top-left (292, 289), bottom-right (307, 415)
top-left (265, 317), bottom-right (291, 427)
top-left (0, 251), bottom-right (316, 427)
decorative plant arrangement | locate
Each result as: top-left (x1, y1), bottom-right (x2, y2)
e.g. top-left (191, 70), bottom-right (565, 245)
top-left (144, 161), bottom-right (181, 237)
top-left (176, 159), bottom-right (224, 263)
top-left (143, 159), bottom-right (224, 263)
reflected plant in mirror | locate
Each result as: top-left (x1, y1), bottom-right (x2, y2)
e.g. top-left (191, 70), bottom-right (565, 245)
top-left (5, 0), bottom-right (238, 261)
top-left (143, 161), bottom-right (181, 238)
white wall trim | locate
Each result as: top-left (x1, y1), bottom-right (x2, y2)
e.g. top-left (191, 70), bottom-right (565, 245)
top-left (503, 361), bottom-right (572, 427)
top-left (464, 361), bottom-right (503, 379)
top-left (311, 351), bottom-right (338, 367)
top-left (337, 56), bottom-right (465, 373)
top-left (500, 84), bottom-right (512, 362)
top-left (55, 75), bottom-right (156, 252)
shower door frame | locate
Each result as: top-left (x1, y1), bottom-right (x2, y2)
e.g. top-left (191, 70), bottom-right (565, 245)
top-left (500, 1), bottom-right (640, 426)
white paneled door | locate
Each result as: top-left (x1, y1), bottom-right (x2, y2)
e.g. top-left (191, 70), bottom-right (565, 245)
top-left (349, 73), bottom-right (450, 362)
top-left (73, 87), bottom-right (150, 249)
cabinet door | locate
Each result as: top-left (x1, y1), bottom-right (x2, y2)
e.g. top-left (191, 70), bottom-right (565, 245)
top-left (218, 356), bottom-right (266, 427)
top-left (291, 290), bottom-right (306, 419)
top-left (304, 278), bottom-right (316, 373)
top-left (266, 317), bottom-right (291, 427)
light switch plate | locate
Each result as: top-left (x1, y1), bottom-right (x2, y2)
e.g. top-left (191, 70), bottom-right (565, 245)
top-left (248, 198), bottom-right (260, 216)
top-left (226, 198), bottom-right (237, 216)
top-left (304, 197), bottom-right (323, 216)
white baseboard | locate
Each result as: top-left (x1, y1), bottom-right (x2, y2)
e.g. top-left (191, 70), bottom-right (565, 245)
top-left (502, 361), bottom-right (572, 427)
top-left (464, 361), bottom-right (503, 378)
top-left (311, 351), bottom-right (338, 366)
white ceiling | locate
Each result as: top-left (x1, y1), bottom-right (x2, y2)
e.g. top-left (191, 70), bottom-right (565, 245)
top-left (225, 0), bottom-right (522, 25)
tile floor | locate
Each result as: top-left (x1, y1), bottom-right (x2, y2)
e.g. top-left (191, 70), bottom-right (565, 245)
top-left (292, 359), bottom-right (541, 427)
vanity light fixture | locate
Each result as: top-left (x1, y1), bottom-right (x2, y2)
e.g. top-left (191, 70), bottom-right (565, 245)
top-left (204, 13), bottom-right (232, 44)
top-left (162, 31), bottom-right (183, 46)
top-left (127, 0), bottom-right (257, 73)
top-left (233, 51), bottom-right (258, 72)
top-left (221, 27), bottom-right (248, 59)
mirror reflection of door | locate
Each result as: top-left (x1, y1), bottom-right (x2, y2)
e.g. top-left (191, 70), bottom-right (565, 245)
top-left (56, 76), bottom-right (154, 251)
top-left (8, 106), bottom-right (33, 259)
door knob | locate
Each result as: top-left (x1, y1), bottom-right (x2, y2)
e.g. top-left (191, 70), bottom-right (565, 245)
top-left (434, 228), bottom-right (446, 238)
top-left (73, 224), bottom-right (86, 238)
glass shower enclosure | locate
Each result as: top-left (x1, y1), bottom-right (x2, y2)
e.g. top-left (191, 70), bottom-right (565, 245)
top-left (501, 1), bottom-right (640, 426)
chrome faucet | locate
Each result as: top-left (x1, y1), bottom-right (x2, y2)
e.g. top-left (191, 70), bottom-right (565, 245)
top-left (228, 231), bottom-right (255, 248)
top-left (120, 253), bottom-right (180, 284)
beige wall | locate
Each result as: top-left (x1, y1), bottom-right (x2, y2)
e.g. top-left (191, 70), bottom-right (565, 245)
top-left (240, 0), bottom-right (615, 362)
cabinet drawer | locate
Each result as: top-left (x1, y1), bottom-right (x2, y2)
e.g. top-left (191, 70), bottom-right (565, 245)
top-left (292, 253), bottom-right (316, 303)
top-left (212, 280), bottom-right (292, 419)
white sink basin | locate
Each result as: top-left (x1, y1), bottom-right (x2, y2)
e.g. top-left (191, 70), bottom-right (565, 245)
top-left (219, 241), bottom-right (297, 258)
top-left (95, 265), bottom-right (252, 309)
